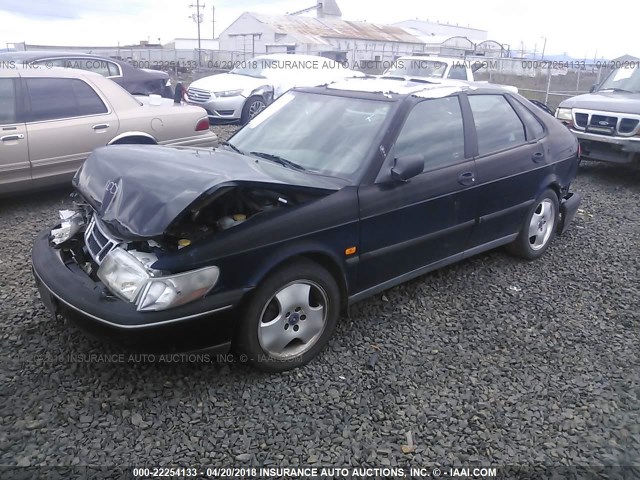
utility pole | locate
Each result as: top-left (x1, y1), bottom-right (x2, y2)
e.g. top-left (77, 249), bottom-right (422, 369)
top-left (212, 5), bottom-right (215, 39)
top-left (189, 0), bottom-right (205, 66)
top-left (541, 36), bottom-right (547, 60)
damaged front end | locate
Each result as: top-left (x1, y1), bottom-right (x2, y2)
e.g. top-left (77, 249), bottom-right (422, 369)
top-left (45, 145), bottom-right (337, 315)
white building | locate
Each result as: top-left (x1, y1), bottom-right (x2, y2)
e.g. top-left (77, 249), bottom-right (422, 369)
top-left (165, 38), bottom-right (220, 51)
top-left (218, 1), bottom-right (425, 64)
top-left (393, 20), bottom-right (488, 43)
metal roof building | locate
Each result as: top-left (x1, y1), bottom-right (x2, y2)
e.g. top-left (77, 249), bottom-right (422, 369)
top-left (218, 8), bottom-right (425, 64)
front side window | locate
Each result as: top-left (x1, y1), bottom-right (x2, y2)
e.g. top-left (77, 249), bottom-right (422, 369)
top-left (393, 97), bottom-right (466, 171)
top-left (27, 78), bottom-right (107, 122)
top-left (230, 91), bottom-right (392, 180)
top-left (468, 94), bottom-right (526, 156)
top-left (0, 79), bottom-right (17, 124)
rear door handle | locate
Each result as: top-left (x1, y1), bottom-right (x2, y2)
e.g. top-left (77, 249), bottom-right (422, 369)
top-left (1, 134), bottom-right (24, 142)
top-left (92, 124), bottom-right (110, 130)
top-left (458, 171), bottom-right (475, 186)
top-left (532, 152), bottom-right (545, 163)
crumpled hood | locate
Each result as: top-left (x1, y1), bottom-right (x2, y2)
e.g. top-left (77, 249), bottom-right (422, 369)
top-left (73, 145), bottom-right (343, 239)
top-left (559, 91), bottom-right (640, 113)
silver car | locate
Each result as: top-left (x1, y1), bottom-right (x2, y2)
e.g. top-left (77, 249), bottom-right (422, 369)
top-left (0, 66), bottom-right (217, 194)
top-left (186, 53), bottom-right (364, 124)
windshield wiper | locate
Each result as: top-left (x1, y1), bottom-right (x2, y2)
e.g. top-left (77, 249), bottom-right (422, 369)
top-left (250, 151), bottom-right (306, 171)
top-left (221, 141), bottom-right (244, 155)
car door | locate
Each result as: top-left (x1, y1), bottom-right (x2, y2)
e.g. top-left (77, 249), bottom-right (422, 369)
top-left (23, 76), bottom-right (119, 188)
top-left (356, 96), bottom-right (477, 293)
top-left (466, 93), bottom-right (547, 248)
top-left (0, 75), bottom-right (31, 194)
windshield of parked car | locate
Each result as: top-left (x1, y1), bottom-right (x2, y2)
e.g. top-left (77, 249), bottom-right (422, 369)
top-left (230, 59), bottom-right (270, 78)
top-left (229, 91), bottom-right (392, 180)
top-left (598, 66), bottom-right (640, 93)
top-left (384, 59), bottom-right (448, 78)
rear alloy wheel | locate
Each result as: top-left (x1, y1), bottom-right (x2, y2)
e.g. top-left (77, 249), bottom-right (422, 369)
top-left (507, 189), bottom-right (559, 260)
top-left (235, 260), bottom-right (340, 372)
top-left (241, 96), bottom-right (266, 124)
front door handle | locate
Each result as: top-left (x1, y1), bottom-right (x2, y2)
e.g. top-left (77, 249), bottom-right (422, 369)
top-left (458, 171), bottom-right (475, 186)
top-left (1, 134), bottom-right (24, 142)
top-left (532, 152), bottom-right (545, 163)
top-left (92, 124), bottom-right (110, 130)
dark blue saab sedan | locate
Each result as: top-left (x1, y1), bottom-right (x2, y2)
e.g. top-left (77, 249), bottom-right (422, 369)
top-left (32, 78), bottom-right (582, 372)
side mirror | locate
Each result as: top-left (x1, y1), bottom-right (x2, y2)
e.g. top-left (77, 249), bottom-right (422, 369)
top-left (390, 154), bottom-right (423, 182)
top-left (589, 83), bottom-right (598, 93)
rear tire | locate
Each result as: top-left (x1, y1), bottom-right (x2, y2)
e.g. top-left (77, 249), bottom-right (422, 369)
top-left (234, 259), bottom-right (340, 372)
top-left (507, 189), bottom-right (559, 260)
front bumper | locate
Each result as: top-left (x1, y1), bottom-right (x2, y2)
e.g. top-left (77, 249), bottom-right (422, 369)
top-left (186, 95), bottom-right (245, 121)
top-left (32, 230), bottom-right (247, 353)
top-left (571, 129), bottom-right (640, 163)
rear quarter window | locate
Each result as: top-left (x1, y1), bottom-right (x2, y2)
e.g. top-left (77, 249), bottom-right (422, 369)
top-left (511, 99), bottom-right (546, 139)
top-left (468, 94), bottom-right (526, 155)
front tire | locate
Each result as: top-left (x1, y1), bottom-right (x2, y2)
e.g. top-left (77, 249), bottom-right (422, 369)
top-left (234, 259), bottom-right (340, 372)
top-left (240, 96), bottom-right (267, 125)
top-left (507, 189), bottom-right (559, 260)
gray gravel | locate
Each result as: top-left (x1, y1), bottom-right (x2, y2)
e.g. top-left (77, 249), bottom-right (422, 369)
top-left (1, 128), bottom-right (639, 469)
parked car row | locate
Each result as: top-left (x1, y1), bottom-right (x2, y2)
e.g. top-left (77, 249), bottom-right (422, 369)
top-left (0, 51), bottom-right (174, 98)
top-left (185, 54), bottom-right (365, 123)
top-left (0, 50), bottom-right (589, 372)
top-left (31, 77), bottom-right (582, 372)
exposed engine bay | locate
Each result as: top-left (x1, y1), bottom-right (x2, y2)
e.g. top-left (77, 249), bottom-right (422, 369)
top-left (163, 186), bottom-right (321, 248)
top-left (50, 185), bottom-right (324, 279)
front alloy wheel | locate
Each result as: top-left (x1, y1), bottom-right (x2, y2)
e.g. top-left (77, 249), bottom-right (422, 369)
top-left (258, 280), bottom-right (328, 360)
top-left (241, 96), bottom-right (267, 124)
top-left (235, 259), bottom-right (340, 372)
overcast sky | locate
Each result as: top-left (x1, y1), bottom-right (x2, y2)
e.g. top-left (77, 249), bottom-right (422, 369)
top-left (0, 0), bottom-right (635, 60)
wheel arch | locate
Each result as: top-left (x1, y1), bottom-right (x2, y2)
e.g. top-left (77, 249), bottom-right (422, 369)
top-left (245, 245), bottom-right (350, 310)
top-left (108, 131), bottom-right (157, 145)
top-left (538, 172), bottom-right (563, 200)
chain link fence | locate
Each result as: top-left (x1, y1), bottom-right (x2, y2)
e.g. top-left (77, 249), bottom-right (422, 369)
top-left (470, 57), bottom-right (610, 111)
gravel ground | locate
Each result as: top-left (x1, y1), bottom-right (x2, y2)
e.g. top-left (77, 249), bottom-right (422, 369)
top-left (1, 127), bottom-right (639, 471)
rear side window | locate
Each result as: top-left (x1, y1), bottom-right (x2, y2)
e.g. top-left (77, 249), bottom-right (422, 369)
top-left (512, 100), bottom-right (546, 139)
top-left (0, 79), bottom-right (17, 124)
top-left (394, 97), bottom-right (466, 171)
top-left (72, 80), bottom-right (108, 115)
top-left (468, 94), bottom-right (526, 155)
top-left (107, 62), bottom-right (121, 76)
top-left (26, 78), bottom-right (107, 122)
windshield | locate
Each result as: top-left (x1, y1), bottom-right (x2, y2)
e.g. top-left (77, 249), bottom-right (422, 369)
top-left (230, 59), bottom-right (270, 78)
top-left (229, 91), bottom-right (392, 180)
top-left (384, 59), bottom-right (448, 79)
top-left (599, 66), bottom-right (640, 93)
